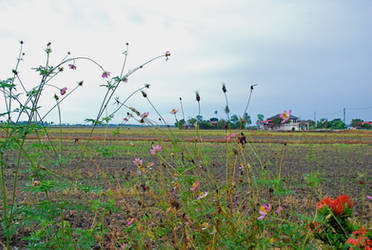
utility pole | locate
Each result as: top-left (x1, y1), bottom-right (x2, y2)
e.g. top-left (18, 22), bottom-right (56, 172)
top-left (314, 112), bottom-right (316, 127)
top-left (343, 108), bottom-right (346, 124)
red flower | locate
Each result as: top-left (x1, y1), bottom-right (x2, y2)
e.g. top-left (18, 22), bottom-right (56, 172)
top-left (317, 197), bottom-right (333, 209)
top-left (337, 194), bottom-right (353, 209)
top-left (332, 198), bottom-right (345, 215)
top-left (332, 195), bottom-right (353, 215)
top-left (317, 194), bottom-right (353, 215)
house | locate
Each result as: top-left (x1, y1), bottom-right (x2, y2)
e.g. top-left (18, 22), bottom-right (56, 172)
top-left (258, 113), bottom-right (310, 131)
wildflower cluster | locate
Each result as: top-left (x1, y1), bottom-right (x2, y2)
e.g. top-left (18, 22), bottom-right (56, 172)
top-left (311, 194), bottom-right (360, 247)
top-left (346, 229), bottom-right (372, 249)
top-left (317, 194), bottom-right (353, 215)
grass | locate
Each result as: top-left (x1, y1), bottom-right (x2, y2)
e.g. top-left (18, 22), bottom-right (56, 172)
top-left (1, 128), bottom-right (371, 248)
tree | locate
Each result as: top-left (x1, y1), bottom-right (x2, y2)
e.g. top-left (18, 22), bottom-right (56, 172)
top-left (329, 118), bottom-right (346, 129)
top-left (256, 114), bottom-right (264, 125)
top-left (175, 119), bottom-right (186, 129)
top-left (317, 118), bottom-right (329, 129)
top-left (196, 115), bottom-right (203, 122)
top-left (199, 120), bottom-right (214, 129)
top-left (187, 117), bottom-right (197, 127)
top-left (217, 119), bottom-right (227, 129)
top-left (351, 119), bottom-right (363, 128)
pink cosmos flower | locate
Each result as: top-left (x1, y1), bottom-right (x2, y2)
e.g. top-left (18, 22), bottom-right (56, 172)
top-left (190, 181), bottom-right (200, 191)
top-left (184, 214), bottom-right (193, 225)
top-left (166, 207), bottom-right (172, 214)
top-left (165, 51), bottom-right (171, 61)
top-left (225, 132), bottom-right (237, 142)
top-left (150, 144), bottom-right (162, 155)
top-left (133, 158), bottom-right (143, 167)
top-left (126, 218), bottom-right (134, 227)
top-left (280, 109), bottom-right (292, 124)
top-left (43, 134), bottom-right (49, 142)
top-left (68, 64), bottom-right (76, 70)
top-left (173, 184), bottom-right (178, 193)
top-left (141, 112), bottom-right (149, 119)
top-left (197, 192), bottom-right (209, 200)
top-left (275, 206), bottom-right (283, 214)
top-left (60, 87), bottom-right (67, 95)
top-left (257, 203), bottom-right (271, 220)
top-left (102, 71), bottom-right (111, 78)
top-left (170, 109), bottom-right (178, 115)
top-left (367, 195), bottom-right (372, 200)
top-left (147, 162), bottom-right (154, 169)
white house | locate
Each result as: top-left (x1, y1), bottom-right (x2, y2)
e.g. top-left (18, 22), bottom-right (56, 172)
top-left (259, 114), bottom-right (310, 131)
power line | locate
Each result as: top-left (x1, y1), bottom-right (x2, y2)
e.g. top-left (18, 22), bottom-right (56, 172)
top-left (347, 106), bottom-right (372, 111)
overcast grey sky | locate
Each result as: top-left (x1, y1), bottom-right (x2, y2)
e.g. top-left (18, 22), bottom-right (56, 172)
top-left (1, 0), bottom-right (371, 124)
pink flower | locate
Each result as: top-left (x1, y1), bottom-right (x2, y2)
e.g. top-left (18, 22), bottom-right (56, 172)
top-left (170, 109), bottom-right (178, 114)
top-left (190, 181), bottom-right (200, 191)
top-left (257, 203), bottom-right (271, 220)
top-left (141, 112), bottom-right (149, 119)
top-left (150, 144), bottom-right (162, 155)
top-left (133, 158), bottom-right (143, 167)
top-left (68, 64), bottom-right (76, 70)
top-left (367, 195), bottom-right (372, 200)
top-left (146, 162), bottom-right (154, 169)
top-left (225, 133), bottom-right (237, 142)
top-left (280, 109), bottom-right (292, 124)
top-left (173, 184), bottom-right (178, 193)
top-left (43, 134), bottom-right (49, 142)
top-left (60, 87), bottom-right (67, 95)
top-left (165, 51), bottom-right (171, 61)
top-left (102, 71), bottom-right (111, 78)
top-left (275, 206), bottom-right (283, 214)
top-left (123, 117), bottom-right (129, 122)
top-left (120, 243), bottom-right (127, 249)
top-left (126, 218), bottom-right (134, 227)
top-left (197, 192), bottom-right (209, 200)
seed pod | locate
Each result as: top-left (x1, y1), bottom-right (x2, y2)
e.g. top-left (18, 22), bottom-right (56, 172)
top-left (222, 84), bottom-right (227, 93)
top-left (195, 92), bottom-right (200, 102)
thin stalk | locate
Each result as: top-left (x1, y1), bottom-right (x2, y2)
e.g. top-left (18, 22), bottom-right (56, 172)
top-left (8, 41), bottom-right (24, 122)
top-left (145, 96), bottom-right (168, 127)
top-left (223, 93), bottom-right (230, 122)
top-left (241, 84), bottom-right (257, 129)
top-left (0, 151), bottom-right (9, 248)
top-left (56, 100), bottom-right (66, 244)
top-left (179, 97), bottom-right (186, 128)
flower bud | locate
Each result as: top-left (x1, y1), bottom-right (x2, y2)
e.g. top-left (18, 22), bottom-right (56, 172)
top-left (195, 92), bottom-right (200, 102)
top-left (222, 84), bottom-right (227, 93)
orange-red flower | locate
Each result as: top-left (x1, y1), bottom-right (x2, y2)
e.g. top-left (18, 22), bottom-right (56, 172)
top-left (346, 228), bottom-right (372, 249)
top-left (317, 194), bottom-right (353, 215)
top-left (332, 194), bottom-right (353, 215)
top-left (317, 197), bottom-right (333, 209)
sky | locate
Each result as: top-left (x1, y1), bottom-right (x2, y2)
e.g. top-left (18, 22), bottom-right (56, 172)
top-left (1, 0), bottom-right (371, 125)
